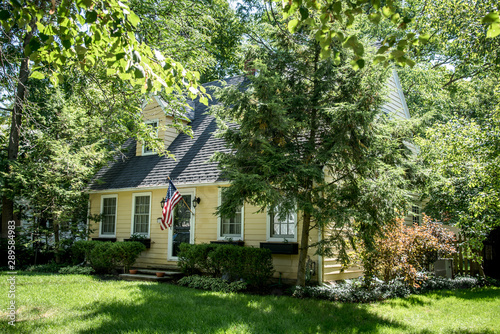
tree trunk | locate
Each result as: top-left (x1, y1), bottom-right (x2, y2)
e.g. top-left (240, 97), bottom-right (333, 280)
top-left (1, 20), bottom-right (36, 237)
top-left (53, 221), bottom-right (61, 264)
top-left (296, 210), bottom-right (312, 286)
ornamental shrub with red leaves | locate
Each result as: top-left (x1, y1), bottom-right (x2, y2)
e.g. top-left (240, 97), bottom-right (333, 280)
top-left (359, 215), bottom-right (457, 287)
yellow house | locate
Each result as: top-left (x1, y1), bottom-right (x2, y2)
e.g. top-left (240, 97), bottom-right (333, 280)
top-left (87, 72), bottom-right (413, 283)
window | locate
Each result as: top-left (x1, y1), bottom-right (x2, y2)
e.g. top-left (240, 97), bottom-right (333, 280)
top-left (142, 120), bottom-right (158, 155)
top-left (100, 195), bottom-right (117, 236)
top-left (412, 205), bottom-right (420, 225)
top-left (132, 194), bottom-right (151, 236)
top-left (218, 190), bottom-right (244, 240)
top-left (268, 206), bottom-right (296, 241)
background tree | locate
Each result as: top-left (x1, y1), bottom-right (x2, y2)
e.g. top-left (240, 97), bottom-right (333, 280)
top-left (211, 14), bottom-right (418, 285)
top-left (0, 0), bottom-right (243, 239)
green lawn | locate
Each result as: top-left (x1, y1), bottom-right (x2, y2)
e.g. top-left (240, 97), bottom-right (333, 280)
top-left (1, 273), bottom-right (499, 334)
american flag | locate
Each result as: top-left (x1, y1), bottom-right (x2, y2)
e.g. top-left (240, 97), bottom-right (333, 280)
top-left (161, 179), bottom-right (182, 230)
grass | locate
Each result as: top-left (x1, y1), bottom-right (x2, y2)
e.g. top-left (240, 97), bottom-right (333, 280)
top-left (1, 273), bottom-right (499, 334)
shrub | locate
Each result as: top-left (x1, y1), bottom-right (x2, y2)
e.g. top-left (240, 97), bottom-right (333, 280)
top-left (177, 243), bottom-right (274, 287)
top-left (72, 240), bottom-right (146, 274)
top-left (178, 243), bottom-right (217, 275)
top-left (358, 215), bottom-right (456, 287)
top-left (89, 242), bottom-right (117, 274)
top-left (292, 274), bottom-right (494, 303)
top-left (112, 241), bottom-right (146, 271)
top-left (177, 275), bottom-right (248, 293)
top-left (58, 265), bottom-right (95, 275)
top-left (71, 240), bottom-right (100, 264)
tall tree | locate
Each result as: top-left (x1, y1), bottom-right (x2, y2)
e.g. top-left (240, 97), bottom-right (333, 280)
top-left (0, 0), bottom-right (208, 236)
top-left (211, 19), bottom-right (416, 285)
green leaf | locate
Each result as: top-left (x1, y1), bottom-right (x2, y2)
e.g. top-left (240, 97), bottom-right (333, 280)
top-left (369, 13), bottom-right (381, 24)
top-left (481, 12), bottom-right (499, 24)
top-left (299, 7), bottom-right (309, 20)
top-left (390, 50), bottom-right (405, 59)
top-left (86, 10), bottom-right (98, 23)
top-left (200, 96), bottom-right (208, 106)
top-left (373, 55), bottom-right (386, 65)
top-left (333, 2), bottom-right (342, 14)
top-left (128, 12), bottom-right (140, 27)
top-left (486, 22), bottom-right (500, 38)
top-left (75, 45), bottom-right (87, 55)
top-left (30, 71), bottom-right (45, 80)
top-left (371, 0), bottom-right (381, 10)
top-left (62, 39), bottom-right (72, 49)
top-left (418, 33), bottom-right (431, 44)
top-left (134, 65), bottom-right (145, 78)
top-left (36, 21), bottom-right (45, 33)
top-left (350, 58), bottom-right (365, 70)
top-left (343, 35), bottom-right (364, 56)
top-left (405, 58), bottom-right (416, 68)
top-left (391, 13), bottom-right (400, 24)
top-left (320, 48), bottom-right (331, 59)
top-left (376, 45), bottom-right (390, 54)
top-left (288, 19), bottom-right (300, 34)
top-left (333, 51), bottom-right (341, 65)
top-left (382, 6), bottom-right (395, 18)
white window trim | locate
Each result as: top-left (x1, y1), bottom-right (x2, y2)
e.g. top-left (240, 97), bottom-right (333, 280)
top-left (217, 188), bottom-right (244, 241)
top-left (142, 119), bottom-right (159, 156)
top-left (99, 194), bottom-right (118, 238)
top-left (266, 206), bottom-right (297, 242)
top-left (130, 192), bottom-right (152, 238)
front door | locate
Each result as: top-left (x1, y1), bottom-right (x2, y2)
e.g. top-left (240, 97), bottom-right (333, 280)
top-left (168, 194), bottom-right (193, 260)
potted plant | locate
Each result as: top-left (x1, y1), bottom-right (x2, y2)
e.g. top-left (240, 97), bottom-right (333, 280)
top-left (156, 272), bottom-right (165, 277)
top-left (124, 233), bottom-right (151, 248)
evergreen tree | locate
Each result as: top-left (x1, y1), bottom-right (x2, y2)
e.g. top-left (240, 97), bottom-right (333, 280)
top-left (211, 24), bottom-right (417, 286)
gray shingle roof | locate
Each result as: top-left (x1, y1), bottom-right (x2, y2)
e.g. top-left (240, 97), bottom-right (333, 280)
top-left (88, 75), bottom-right (247, 191)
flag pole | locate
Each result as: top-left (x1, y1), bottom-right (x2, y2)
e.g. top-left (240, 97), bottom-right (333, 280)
top-left (167, 176), bottom-right (194, 215)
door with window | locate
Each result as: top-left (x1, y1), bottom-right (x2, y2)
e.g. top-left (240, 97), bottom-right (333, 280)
top-left (168, 194), bottom-right (194, 259)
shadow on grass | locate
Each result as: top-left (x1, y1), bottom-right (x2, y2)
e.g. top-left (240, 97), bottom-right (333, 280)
top-left (76, 284), bottom-right (409, 334)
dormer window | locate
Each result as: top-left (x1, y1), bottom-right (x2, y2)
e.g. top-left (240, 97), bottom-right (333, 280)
top-left (142, 120), bottom-right (158, 155)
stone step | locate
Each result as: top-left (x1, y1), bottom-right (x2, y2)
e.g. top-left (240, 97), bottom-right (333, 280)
top-left (136, 269), bottom-right (183, 277)
top-left (120, 268), bottom-right (184, 282)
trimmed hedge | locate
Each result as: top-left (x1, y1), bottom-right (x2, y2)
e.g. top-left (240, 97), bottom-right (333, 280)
top-left (72, 240), bottom-right (146, 274)
top-left (178, 243), bottom-right (274, 287)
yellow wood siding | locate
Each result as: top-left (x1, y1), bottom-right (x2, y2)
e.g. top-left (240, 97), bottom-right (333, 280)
top-left (89, 185), bottom-right (321, 282)
top-left (136, 99), bottom-right (187, 156)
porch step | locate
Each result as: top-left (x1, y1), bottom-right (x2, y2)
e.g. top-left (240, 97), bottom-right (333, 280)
top-left (119, 268), bottom-right (184, 282)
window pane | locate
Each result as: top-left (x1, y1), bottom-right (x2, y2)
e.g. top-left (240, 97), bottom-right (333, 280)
top-left (101, 197), bottom-right (116, 235)
top-left (134, 196), bottom-right (150, 234)
top-left (220, 198), bottom-right (242, 237)
top-left (270, 206), bottom-right (295, 238)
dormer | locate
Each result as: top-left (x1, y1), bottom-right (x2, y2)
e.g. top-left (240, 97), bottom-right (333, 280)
top-left (136, 96), bottom-right (194, 156)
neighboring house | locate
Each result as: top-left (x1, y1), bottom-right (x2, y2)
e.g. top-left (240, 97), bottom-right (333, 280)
top-left (87, 71), bottom-right (414, 283)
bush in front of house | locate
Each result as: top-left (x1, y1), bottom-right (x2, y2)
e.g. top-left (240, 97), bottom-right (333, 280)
top-left (177, 243), bottom-right (217, 275)
top-left (292, 275), bottom-right (498, 303)
top-left (357, 215), bottom-right (457, 287)
top-left (71, 240), bottom-right (146, 274)
top-left (177, 275), bottom-right (248, 293)
top-left (178, 243), bottom-right (274, 287)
